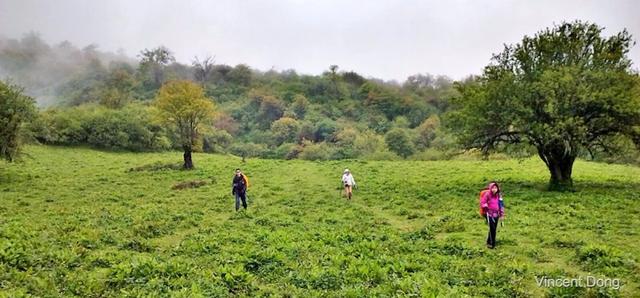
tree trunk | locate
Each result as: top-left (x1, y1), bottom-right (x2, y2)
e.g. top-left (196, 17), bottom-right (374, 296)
top-left (183, 146), bottom-right (194, 170)
top-left (537, 147), bottom-right (575, 191)
top-left (547, 157), bottom-right (574, 191)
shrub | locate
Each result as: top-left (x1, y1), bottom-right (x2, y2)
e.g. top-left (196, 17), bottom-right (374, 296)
top-left (33, 104), bottom-right (170, 151)
top-left (362, 150), bottom-right (400, 161)
top-left (353, 131), bottom-right (386, 156)
top-left (270, 117), bottom-right (300, 145)
top-left (298, 141), bottom-right (334, 160)
top-left (575, 245), bottom-right (633, 274)
top-left (273, 143), bottom-right (300, 159)
top-left (203, 130), bottom-right (233, 153)
top-left (34, 109), bottom-right (87, 144)
top-left (411, 148), bottom-right (448, 161)
top-left (229, 142), bottom-right (268, 158)
top-left (384, 128), bottom-right (415, 158)
top-left (414, 115), bottom-right (440, 150)
top-left (0, 80), bottom-right (37, 162)
top-left (313, 118), bottom-right (337, 142)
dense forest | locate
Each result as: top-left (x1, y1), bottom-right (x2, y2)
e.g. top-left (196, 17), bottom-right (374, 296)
top-left (1, 32), bottom-right (638, 164)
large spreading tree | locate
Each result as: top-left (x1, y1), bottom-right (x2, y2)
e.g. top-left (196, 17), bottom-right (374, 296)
top-left (0, 80), bottom-right (36, 162)
top-left (154, 80), bottom-right (215, 169)
top-left (448, 21), bottom-right (640, 190)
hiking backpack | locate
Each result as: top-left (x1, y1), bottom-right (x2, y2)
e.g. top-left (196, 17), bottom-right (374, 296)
top-left (242, 174), bottom-right (250, 188)
top-left (478, 188), bottom-right (489, 216)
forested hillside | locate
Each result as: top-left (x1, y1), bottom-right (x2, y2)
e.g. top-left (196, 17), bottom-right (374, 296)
top-left (0, 33), bottom-right (462, 160)
top-left (1, 32), bottom-right (638, 164)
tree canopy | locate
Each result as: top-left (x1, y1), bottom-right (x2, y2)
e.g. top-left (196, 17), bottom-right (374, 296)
top-left (2, 25), bottom-right (639, 166)
top-left (154, 80), bottom-right (215, 169)
top-left (447, 21), bottom-right (640, 190)
top-left (0, 80), bottom-right (37, 162)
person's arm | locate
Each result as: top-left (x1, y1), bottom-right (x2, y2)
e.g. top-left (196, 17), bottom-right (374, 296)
top-left (231, 178), bottom-right (236, 195)
top-left (499, 197), bottom-right (505, 217)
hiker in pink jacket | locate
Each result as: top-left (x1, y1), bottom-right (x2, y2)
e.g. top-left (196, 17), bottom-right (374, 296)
top-left (480, 182), bottom-right (505, 249)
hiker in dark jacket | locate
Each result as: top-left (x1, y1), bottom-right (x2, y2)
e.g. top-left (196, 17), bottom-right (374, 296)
top-left (232, 168), bottom-right (248, 211)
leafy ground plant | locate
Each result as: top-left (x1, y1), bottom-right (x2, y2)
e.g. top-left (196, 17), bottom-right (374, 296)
top-left (0, 145), bottom-right (638, 296)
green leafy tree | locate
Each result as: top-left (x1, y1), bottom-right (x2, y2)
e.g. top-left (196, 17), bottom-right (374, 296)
top-left (138, 46), bottom-right (175, 91)
top-left (290, 94), bottom-right (309, 119)
top-left (154, 80), bottom-right (215, 169)
top-left (353, 130), bottom-right (386, 156)
top-left (447, 21), bottom-right (640, 190)
top-left (334, 127), bottom-right (359, 158)
top-left (257, 96), bottom-right (285, 129)
top-left (385, 128), bottom-right (415, 158)
top-left (271, 117), bottom-right (300, 145)
top-left (213, 112), bottom-right (239, 135)
top-left (327, 65), bottom-right (340, 97)
top-left (360, 82), bottom-right (403, 120)
top-left (342, 71), bottom-right (366, 87)
top-left (314, 118), bottom-right (338, 142)
top-left (0, 80), bottom-right (36, 162)
top-left (392, 116), bottom-right (410, 129)
top-left (99, 66), bottom-right (136, 108)
top-left (415, 115), bottom-right (440, 150)
top-left (228, 64), bottom-right (252, 86)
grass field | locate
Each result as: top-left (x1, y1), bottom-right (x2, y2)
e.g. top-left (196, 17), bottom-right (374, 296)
top-left (1, 146), bottom-right (639, 297)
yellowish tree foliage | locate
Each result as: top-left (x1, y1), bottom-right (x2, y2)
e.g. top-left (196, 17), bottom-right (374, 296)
top-left (154, 80), bottom-right (215, 169)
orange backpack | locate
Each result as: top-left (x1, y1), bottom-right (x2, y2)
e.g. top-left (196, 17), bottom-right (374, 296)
top-left (242, 174), bottom-right (250, 188)
top-left (478, 189), bottom-right (489, 216)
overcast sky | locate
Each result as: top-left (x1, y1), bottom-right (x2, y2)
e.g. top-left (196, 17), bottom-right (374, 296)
top-left (1, 0), bottom-right (638, 81)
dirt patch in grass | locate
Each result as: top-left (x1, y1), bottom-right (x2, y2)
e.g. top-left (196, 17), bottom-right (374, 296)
top-left (127, 162), bottom-right (183, 172)
top-left (172, 180), bottom-right (208, 190)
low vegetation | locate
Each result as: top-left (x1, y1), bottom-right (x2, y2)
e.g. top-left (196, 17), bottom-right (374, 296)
top-left (0, 146), bottom-right (638, 296)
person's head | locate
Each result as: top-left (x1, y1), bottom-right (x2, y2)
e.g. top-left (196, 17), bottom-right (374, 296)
top-left (235, 168), bottom-right (242, 176)
top-left (344, 169), bottom-right (350, 175)
top-left (488, 181), bottom-right (500, 195)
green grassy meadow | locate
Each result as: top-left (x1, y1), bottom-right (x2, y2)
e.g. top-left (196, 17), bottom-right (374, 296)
top-left (1, 146), bottom-right (639, 297)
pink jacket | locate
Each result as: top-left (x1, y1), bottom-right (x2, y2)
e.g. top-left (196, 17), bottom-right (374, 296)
top-left (480, 183), bottom-right (504, 217)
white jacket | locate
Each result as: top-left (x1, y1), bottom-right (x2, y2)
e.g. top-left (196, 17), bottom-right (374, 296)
top-left (342, 173), bottom-right (356, 186)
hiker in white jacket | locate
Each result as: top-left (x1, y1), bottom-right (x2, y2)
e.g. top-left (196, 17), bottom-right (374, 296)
top-left (341, 169), bottom-right (357, 200)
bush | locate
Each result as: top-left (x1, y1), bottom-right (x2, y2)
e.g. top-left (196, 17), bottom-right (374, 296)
top-left (0, 80), bottom-right (37, 162)
top-left (313, 118), bottom-right (337, 142)
top-left (333, 127), bottom-right (359, 159)
top-left (414, 115), bottom-right (440, 150)
top-left (430, 129), bottom-right (457, 151)
top-left (298, 141), bottom-right (335, 160)
top-left (384, 128), bottom-right (415, 158)
top-left (411, 148), bottom-right (449, 161)
top-left (353, 131), bottom-right (386, 156)
top-left (256, 96), bottom-right (285, 129)
top-left (203, 130), bottom-right (233, 153)
top-left (575, 245), bottom-right (633, 274)
top-left (270, 117), bottom-right (300, 145)
top-left (33, 109), bottom-right (87, 145)
top-left (273, 143), bottom-right (300, 159)
top-left (230, 142), bottom-right (268, 158)
top-left (290, 94), bottom-right (309, 119)
top-left (34, 104), bottom-right (170, 151)
top-left (362, 150), bottom-right (400, 161)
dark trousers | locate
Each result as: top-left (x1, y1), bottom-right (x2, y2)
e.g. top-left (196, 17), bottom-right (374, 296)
top-left (486, 216), bottom-right (499, 247)
top-left (235, 191), bottom-right (247, 211)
